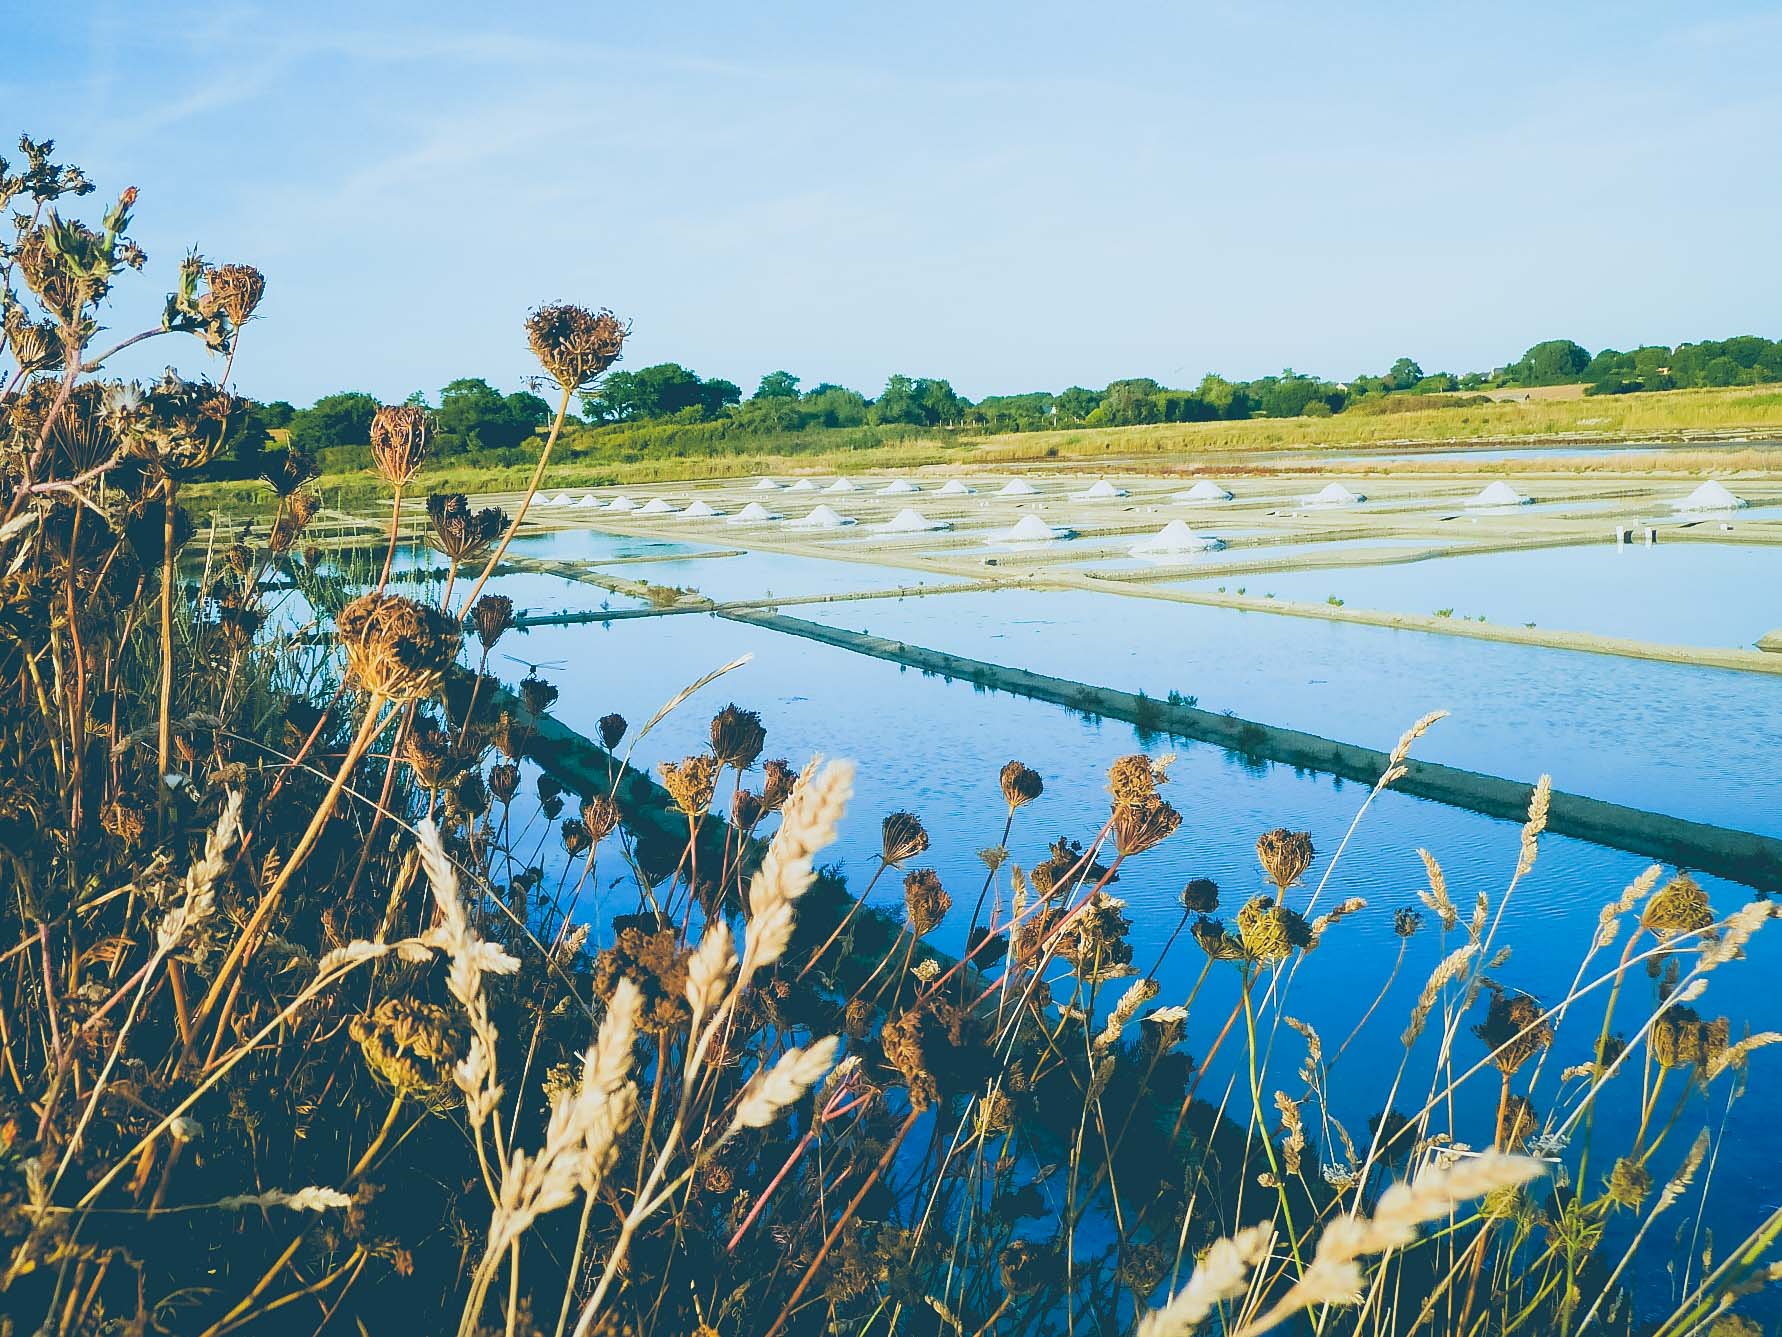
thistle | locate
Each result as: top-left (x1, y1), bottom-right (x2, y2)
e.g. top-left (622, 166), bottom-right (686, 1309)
top-left (369, 403), bottom-right (430, 486)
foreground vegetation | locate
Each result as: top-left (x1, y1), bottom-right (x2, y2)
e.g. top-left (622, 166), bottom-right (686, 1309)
top-left (5, 135), bottom-right (1781, 1337)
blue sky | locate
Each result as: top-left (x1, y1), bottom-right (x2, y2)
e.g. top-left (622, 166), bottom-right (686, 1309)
top-left (10, 1), bottom-right (1782, 406)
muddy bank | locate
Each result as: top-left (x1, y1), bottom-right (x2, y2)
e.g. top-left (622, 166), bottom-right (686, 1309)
top-left (722, 611), bottom-right (1782, 889)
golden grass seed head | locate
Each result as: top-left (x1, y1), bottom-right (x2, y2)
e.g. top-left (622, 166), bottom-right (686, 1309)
top-left (881, 810), bottom-right (929, 865)
top-left (903, 868), bottom-right (952, 936)
top-left (525, 302), bottom-right (629, 391)
top-left (368, 403), bottom-right (430, 486)
top-left (1000, 759), bottom-right (1043, 810)
top-left (1256, 827), bottom-right (1316, 893)
top-left (709, 702), bottom-right (766, 771)
top-left (335, 592), bottom-right (462, 703)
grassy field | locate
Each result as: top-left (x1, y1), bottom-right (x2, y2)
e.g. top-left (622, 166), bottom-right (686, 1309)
top-left (188, 383), bottom-right (1782, 510)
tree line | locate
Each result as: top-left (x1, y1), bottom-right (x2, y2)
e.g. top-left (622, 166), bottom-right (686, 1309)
top-left (250, 331), bottom-right (1782, 470)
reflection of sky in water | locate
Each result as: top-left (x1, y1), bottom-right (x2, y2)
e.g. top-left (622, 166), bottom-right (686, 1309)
top-left (1174, 543), bottom-right (1781, 648)
top-left (503, 610), bottom-right (1782, 1265)
top-left (608, 551), bottom-right (952, 601)
top-left (792, 587), bottom-right (1782, 837)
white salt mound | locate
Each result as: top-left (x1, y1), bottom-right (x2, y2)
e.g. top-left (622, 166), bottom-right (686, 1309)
top-left (878, 479), bottom-right (920, 495)
top-left (992, 514), bottom-right (1072, 544)
top-left (729, 502), bottom-right (780, 524)
top-left (936, 480), bottom-right (975, 495)
top-left (996, 479), bottom-right (1039, 496)
top-left (789, 504), bottom-right (856, 529)
top-left (1131, 520), bottom-right (1222, 556)
top-left (824, 479), bottom-right (860, 493)
top-left (637, 498), bottom-right (679, 515)
top-left (1466, 481), bottom-right (1531, 507)
top-left (682, 500), bottom-right (721, 518)
top-left (606, 495), bottom-right (638, 511)
top-left (786, 479), bottom-right (818, 493)
top-left (1173, 480), bottom-right (1232, 503)
top-left (1302, 483), bottom-right (1365, 506)
top-left (754, 478), bottom-right (785, 491)
top-left (1675, 480), bottom-right (1748, 512)
top-left (573, 495), bottom-right (603, 509)
top-left (1072, 479), bottom-right (1128, 500)
top-left (874, 508), bottom-right (949, 533)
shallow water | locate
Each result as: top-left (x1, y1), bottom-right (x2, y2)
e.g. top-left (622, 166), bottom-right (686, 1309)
top-left (1174, 542), bottom-right (1782, 647)
top-left (505, 608), bottom-right (1782, 1265)
top-left (790, 588), bottom-right (1782, 836)
top-left (602, 548), bottom-right (952, 601)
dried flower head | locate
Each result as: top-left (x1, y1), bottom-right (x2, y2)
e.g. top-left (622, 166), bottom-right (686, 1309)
top-left (1256, 828), bottom-right (1316, 893)
top-left (426, 492), bottom-right (507, 564)
top-left (999, 1239), bottom-right (1053, 1296)
top-left (1643, 872), bottom-right (1715, 940)
top-left (1473, 991), bottom-right (1554, 1075)
top-left (488, 762), bottom-right (520, 805)
top-left (1107, 754), bottom-right (1159, 805)
top-left (581, 794), bottom-right (620, 842)
top-left (1237, 895), bottom-right (1315, 963)
top-left (709, 703), bottom-right (767, 771)
top-left (369, 403), bottom-right (430, 486)
top-left (584, 711), bottom-right (623, 751)
top-left (1606, 1156), bottom-right (1652, 1211)
top-left (335, 592), bottom-right (462, 702)
top-left (526, 303), bottom-right (629, 391)
top-left (402, 720), bottom-right (465, 788)
top-left (1394, 907), bottom-right (1425, 938)
top-left (903, 868), bottom-right (952, 936)
top-left (659, 754), bottom-right (719, 816)
top-left (350, 998), bottom-right (466, 1102)
top-left (1000, 760), bottom-right (1044, 810)
top-left (760, 758), bottom-right (796, 811)
top-left (1180, 878), bottom-right (1220, 914)
top-left (1652, 1006), bottom-right (1731, 1074)
top-left (259, 447), bottom-right (319, 497)
top-left (519, 674), bottom-right (559, 717)
top-left (560, 819), bottom-right (591, 857)
top-left (881, 810), bottom-right (930, 865)
top-left (731, 788), bottom-right (764, 830)
top-left (470, 593), bottom-right (515, 650)
top-left (1113, 793), bottom-right (1182, 856)
top-left (201, 261), bottom-right (266, 328)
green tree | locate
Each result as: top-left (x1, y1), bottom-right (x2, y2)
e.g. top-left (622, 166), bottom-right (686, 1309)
top-left (432, 378), bottom-right (548, 455)
top-left (286, 391), bottom-right (379, 452)
top-left (1055, 386), bottom-right (1102, 421)
top-left (1509, 339), bottom-right (1591, 386)
top-left (752, 369), bottom-right (801, 400)
top-left (871, 374), bottom-right (923, 425)
top-left (1387, 357), bottom-right (1423, 390)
